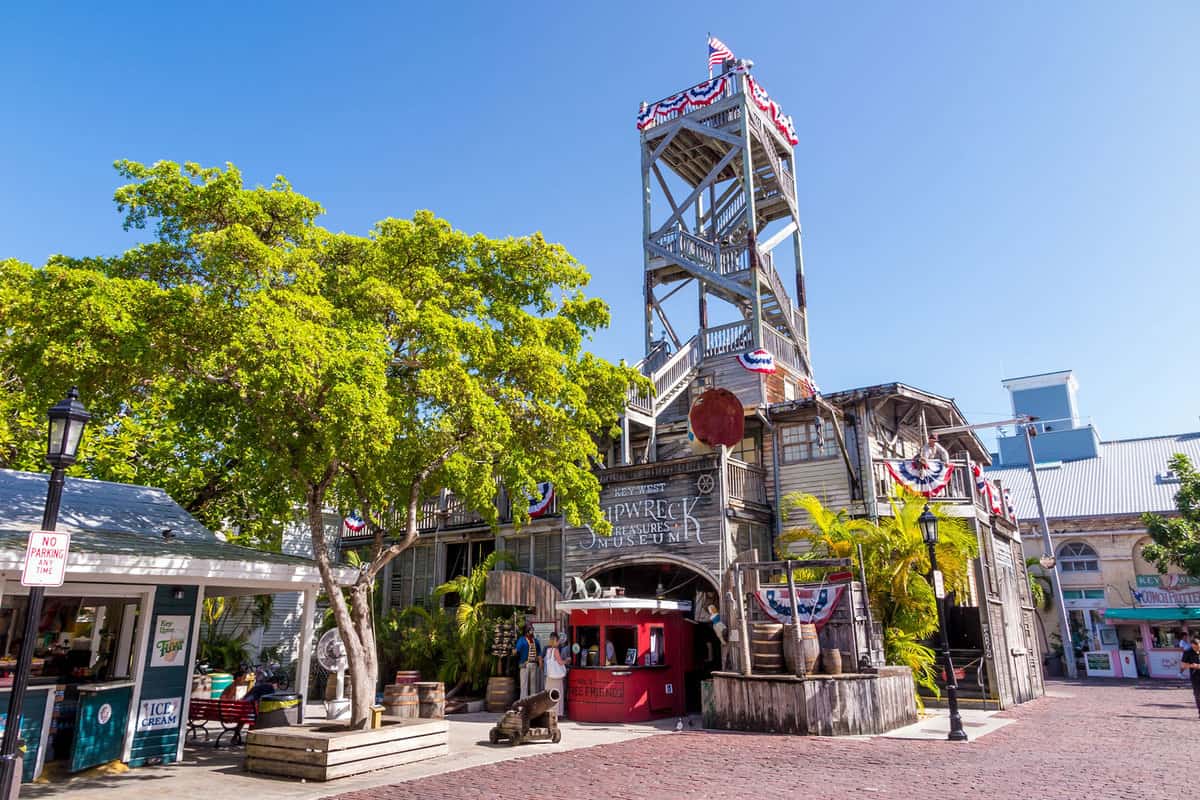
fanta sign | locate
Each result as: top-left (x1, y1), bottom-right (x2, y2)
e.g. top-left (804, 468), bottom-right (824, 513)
top-left (150, 615), bottom-right (190, 668)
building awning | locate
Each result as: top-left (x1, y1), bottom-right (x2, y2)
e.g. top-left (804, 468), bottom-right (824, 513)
top-left (1102, 606), bottom-right (1200, 622)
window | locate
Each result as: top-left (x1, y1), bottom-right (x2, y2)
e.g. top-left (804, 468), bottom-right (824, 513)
top-left (1059, 542), bottom-right (1100, 572)
top-left (573, 625), bottom-right (601, 666)
top-left (648, 625), bottom-right (665, 666)
top-left (1062, 589), bottom-right (1105, 600)
top-left (605, 626), bottom-right (637, 666)
top-left (732, 434), bottom-right (760, 465)
top-left (391, 545), bottom-right (437, 608)
top-left (783, 380), bottom-right (796, 401)
top-left (734, 522), bottom-right (772, 561)
top-left (504, 533), bottom-right (562, 588)
top-left (780, 419), bottom-right (837, 463)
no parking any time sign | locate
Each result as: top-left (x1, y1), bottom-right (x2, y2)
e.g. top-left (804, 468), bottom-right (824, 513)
top-left (21, 530), bottom-right (71, 587)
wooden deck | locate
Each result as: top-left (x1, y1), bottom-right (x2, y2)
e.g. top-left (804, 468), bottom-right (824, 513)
top-left (708, 667), bottom-right (917, 736)
top-left (244, 718), bottom-right (449, 781)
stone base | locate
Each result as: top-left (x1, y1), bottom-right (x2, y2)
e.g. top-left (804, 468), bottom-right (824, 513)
top-left (710, 667), bottom-right (917, 736)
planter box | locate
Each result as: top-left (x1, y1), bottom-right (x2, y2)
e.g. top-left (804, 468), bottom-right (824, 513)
top-left (244, 718), bottom-right (448, 781)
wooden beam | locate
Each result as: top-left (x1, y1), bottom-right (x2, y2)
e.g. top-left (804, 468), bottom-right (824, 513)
top-left (885, 404), bottom-right (921, 452)
top-left (760, 221), bottom-right (798, 254)
top-left (650, 295), bottom-right (682, 349)
top-left (679, 116), bottom-right (743, 147)
top-left (652, 145), bottom-right (742, 240)
top-left (652, 164), bottom-right (681, 220)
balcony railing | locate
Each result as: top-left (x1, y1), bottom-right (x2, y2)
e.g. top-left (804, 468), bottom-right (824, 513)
top-left (726, 458), bottom-right (768, 506)
top-left (871, 458), bottom-right (1016, 522)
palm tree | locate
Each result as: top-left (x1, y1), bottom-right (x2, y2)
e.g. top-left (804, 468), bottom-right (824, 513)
top-left (433, 550), bottom-right (512, 693)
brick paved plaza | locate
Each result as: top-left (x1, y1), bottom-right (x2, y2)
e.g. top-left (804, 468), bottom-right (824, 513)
top-left (335, 680), bottom-right (1196, 800)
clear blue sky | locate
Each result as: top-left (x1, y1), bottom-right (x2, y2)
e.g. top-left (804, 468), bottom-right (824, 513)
top-left (3, 2), bottom-right (1197, 447)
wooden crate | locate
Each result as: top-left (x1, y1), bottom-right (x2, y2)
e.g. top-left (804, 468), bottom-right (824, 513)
top-left (244, 718), bottom-right (448, 781)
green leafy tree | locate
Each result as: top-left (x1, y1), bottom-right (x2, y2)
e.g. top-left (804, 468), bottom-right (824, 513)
top-left (0, 160), bottom-right (640, 728)
top-left (1142, 453), bottom-right (1200, 577)
top-left (780, 489), bottom-right (978, 699)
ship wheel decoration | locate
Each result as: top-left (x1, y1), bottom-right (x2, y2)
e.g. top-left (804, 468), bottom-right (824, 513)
top-left (696, 474), bottom-right (715, 495)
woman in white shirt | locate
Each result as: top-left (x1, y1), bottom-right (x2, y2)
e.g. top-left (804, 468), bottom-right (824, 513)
top-left (543, 632), bottom-right (568, 718)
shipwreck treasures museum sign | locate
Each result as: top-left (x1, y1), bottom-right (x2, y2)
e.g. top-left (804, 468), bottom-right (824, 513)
top-left (564, 471), bottom-right (721, 576)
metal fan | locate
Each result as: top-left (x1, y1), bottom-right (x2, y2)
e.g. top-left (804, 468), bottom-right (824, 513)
top-left (317, 628), bottom-right (351, 721)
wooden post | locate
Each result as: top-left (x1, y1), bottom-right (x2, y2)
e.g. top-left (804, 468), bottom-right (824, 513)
top-left (738, 78), bottom-right (763, 349)
top-left (735, 566), bottom-right (752, 676)
top-left (785, 560), bottom-right (804, 676)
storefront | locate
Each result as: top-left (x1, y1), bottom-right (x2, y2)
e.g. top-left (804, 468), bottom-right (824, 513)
top-left (559, 597), bottom-right (691, 723)
top-left (1103, 598), bottom-right (1200, 680)
top-left (0, 469), bottom-right (351, 782)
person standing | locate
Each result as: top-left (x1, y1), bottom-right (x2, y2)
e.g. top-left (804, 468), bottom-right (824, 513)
top-left (1182, 636), bottom-right (1200, 718)
top-left (920, 432), bottom-right (951, 464)
top-left (543, 632), bottom-right (568, 718)
top-left (514, 627), bottom-right (542, 699)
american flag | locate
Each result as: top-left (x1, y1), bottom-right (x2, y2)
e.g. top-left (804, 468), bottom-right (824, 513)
top-left (708, 36), bottom-right (734, 70)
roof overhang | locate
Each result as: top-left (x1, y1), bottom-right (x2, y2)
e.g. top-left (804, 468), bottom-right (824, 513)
top-left (0, 550), bottom-right (356, 591)
top-left (558, 597), bottom-right (692, 613)
top-left (1102, 606), bottom-right (1200, 622)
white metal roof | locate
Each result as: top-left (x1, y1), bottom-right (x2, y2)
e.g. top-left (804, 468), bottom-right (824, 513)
top-left (985, 433), bottom-right (1200, 520)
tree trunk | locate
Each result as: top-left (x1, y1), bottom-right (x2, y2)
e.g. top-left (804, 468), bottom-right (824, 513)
top-left (306, 485), bottom-right (376, 729)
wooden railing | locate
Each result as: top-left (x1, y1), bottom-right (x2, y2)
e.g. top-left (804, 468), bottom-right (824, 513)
top-left (761, 325), bottom-right (801, 373)
top-left (640, 72), bottom-right (740, 132)
top-left (872, 459), bottom-right (978, 507)
top-left (726, 458), bottom-right (768, 506)
top-left (654, 228), bottom-right (751, 277)
top-left (703, 320), bottom-right (752, 357)
top-left (627, 335), bottom-right (701, 417)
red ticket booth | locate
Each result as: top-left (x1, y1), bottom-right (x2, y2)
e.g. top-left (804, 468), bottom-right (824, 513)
top-left (559, 598), bottom-right (692, 723)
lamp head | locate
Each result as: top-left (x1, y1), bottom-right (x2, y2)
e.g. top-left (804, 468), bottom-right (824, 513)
top-left (46, 387), bottom-right (91, 468)
top-left (918, 504), bottom-right (939, 545)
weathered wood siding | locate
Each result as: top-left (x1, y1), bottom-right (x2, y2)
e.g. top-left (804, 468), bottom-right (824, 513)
top-left (703, 353), bottom-right (765, 409)
top-left (710, 668), bottom-right (916, 735)
top-left (765, 428), bottom-right (854, 521)
top-left (564, 458), bottom-right (723, 581)
top-left (245, 719), bottom-right (449, 781)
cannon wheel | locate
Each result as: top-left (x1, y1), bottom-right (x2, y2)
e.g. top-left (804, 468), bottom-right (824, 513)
top-left (506, 733), bottom-right (521, 746)
top-left (551, 729), bottom-right (561, 744)
top-left (489, 729), bottom-right (500, 745)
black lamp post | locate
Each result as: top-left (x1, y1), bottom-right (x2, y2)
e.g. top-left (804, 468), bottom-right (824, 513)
top-left (0, 388), bottom-right (90, 797)
top-left (918, 503), bottom-right (968, 742)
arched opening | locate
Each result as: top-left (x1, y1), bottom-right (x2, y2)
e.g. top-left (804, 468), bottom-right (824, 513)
top-left (1057, 542), bottom-right (1100, 573)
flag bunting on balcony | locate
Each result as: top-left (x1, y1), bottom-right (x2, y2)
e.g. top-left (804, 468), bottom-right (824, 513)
top-left (799, 376), bottom-right (820, 398)
top-left (885, 458), bottom-right (954, 497)
top-left (972, 462), bottom-right (1004, 515)
top-left (526, 482), bottom-right (555, 518)
top-left (753, 585), bottom-right (846, 629)
top-left (343, 513), bottom-right (366, 533)
top-left (637, 74), bottom-right (731, 131)
top-left (745, 75), bottom-right (800, 145)
top-left (736, 348), bottom-right (776, 374)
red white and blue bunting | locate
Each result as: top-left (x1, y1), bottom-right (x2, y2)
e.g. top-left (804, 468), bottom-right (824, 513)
top-left (736, 348), bottom-right (776, 374)
top-left (745, 75), bottom-right (799, 146)
top-left (753, 585), bottom-right (846, 629)
top-left (527, 482), bottom-right (555, 518)
top-left (343, 513), bottom-right (366, 534)
top-left (799, 376), bottom-right (820, 399)
top-left (972, 463), bottom-right (1002, 516)
top-left (637, 74), bottom-right (732, 131)
top-left (885, 458), bottom-right (955, 497)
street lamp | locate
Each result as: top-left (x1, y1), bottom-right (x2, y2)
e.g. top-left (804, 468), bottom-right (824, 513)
top-left (0, 388), bottom-right (90, 798)
top-left (919, 503), bottom-right (968, 742)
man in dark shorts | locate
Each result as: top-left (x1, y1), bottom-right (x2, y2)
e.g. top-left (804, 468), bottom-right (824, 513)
top-left (1182, 636), bottom-right (1200, 718)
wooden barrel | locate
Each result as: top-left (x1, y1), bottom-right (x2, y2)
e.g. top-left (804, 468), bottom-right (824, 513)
top-left (821, 648), bottom-right (843, 675)
top-left (800, 623), bottom-right (821, 674)
top-left (382, 683), bottom-right (419, 718)
top-left (394, 670), bottom-right (421, 685)
top-left (416, 681), bottom-right (445, 719)
top-left (486, 676), bottom-right (517, 712)
top-left (751, 622), bottom-right (784, 674)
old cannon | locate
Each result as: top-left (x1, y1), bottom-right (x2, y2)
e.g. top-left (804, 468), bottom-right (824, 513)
top-left (489, 688), bottom-right (561, 746)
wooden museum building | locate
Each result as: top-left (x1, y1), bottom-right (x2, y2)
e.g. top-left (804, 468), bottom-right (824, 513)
top-left (346, 56), bottom-right (1043, 727)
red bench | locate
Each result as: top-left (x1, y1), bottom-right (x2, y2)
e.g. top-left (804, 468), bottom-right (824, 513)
top-left (187, 699), bottom-right (257, 747)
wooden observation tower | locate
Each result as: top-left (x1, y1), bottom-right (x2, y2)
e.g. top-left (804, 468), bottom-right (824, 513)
top-left (624, 59), bottom-right (814, 456)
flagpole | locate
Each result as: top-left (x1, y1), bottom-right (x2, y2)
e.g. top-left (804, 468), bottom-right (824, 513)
top-left (707, 32), bottom-right (712, 78)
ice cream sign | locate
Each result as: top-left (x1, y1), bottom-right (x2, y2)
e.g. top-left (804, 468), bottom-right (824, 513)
top-left (150, 615), bottom-right (190, 668)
